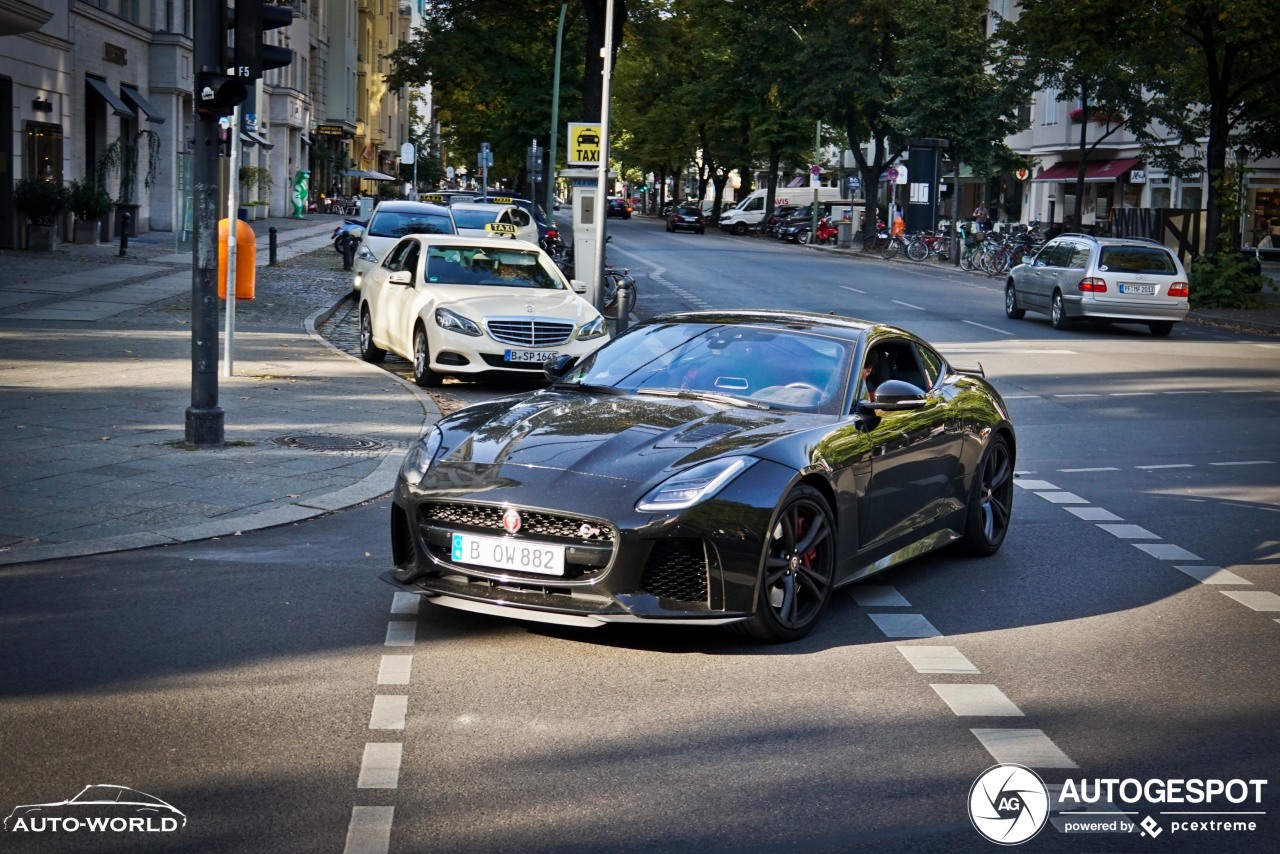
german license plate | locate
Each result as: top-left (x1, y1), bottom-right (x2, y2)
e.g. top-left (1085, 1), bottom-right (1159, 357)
top-left (505, 349), bottom-right (557, 363)
top-left (451, 532), bottom-right (565, 576)
top-left (1119, 283), bottom-right (1156, 295)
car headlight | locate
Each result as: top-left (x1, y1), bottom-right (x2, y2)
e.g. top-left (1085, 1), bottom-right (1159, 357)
top-left (400, 427), bottom-right (444, 486)
top-left (356, 244), bottom-right (377, 264)
top-left (576, 315), bottom-right (607, 341)
top-left (636, 456), bottom-right (757, 512)
top-left (435, 307), bottom-right (482, 337)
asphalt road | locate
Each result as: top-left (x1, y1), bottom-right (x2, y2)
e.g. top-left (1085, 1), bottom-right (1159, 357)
top-left (2, 220), bottom-right (1277, 853)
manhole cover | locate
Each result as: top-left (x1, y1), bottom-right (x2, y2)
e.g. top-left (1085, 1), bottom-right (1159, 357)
top-left (273, 434), bottom-right (385, 452)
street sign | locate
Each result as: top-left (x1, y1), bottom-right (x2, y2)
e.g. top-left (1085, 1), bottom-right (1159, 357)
top-left (567, 122), bottom-right (602, 165)
top-left (401, 142), bottom-right (415, 162)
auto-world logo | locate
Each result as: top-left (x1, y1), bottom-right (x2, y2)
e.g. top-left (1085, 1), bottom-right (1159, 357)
top-left (969, 764), bottom-right (1050, 845)
top-left (4, 785), bottom-right (186, 834)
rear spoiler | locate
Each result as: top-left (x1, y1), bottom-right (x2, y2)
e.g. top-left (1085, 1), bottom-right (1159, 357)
top-left (952, 361), bottom-right (985, 378)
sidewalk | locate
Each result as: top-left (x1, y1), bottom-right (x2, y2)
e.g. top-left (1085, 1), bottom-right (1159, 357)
top-left (0, 215), bottom-right (439, 567)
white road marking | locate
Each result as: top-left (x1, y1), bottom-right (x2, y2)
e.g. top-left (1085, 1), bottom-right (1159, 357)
top-left (1164, 390), bottom-right (1212, 395)
top-left (891, 299), bottom-right (927, 310)
top-left (1034, 492), bottom-right (1090, 504)
top-left (868, 613), bottom-right (941, 638)
top-left (841, 286), bottom-right (866, 294)
top-left (897, 645), bottom-right (979, 674)
top-left (932, 684), bottom-right (1024, 717)
top-left (1054, 393), bottom-right (1103, 398)
top-left (1002, 394), bottom-right (1040, 399)
top-left (357, 743), bottom-right (403, 789)
top-left (1137, 464), bottom-right (1193, 470)
top-left (1219, 591), bottom-right (1280, 612)
top-left (1209, 460), bottom-right (1274, 467)
top-left (1108, 392), bottom-right (1156, 397)
top-left (1064, 507), bottom-right (1124, 521)
top-left (1174, 565), bottom-right (1252, 585)
top-left (369, 695), bottom-right (408, 730)
top-left (384, 620), bottom-right (417, 647)
top-left (1096, 524), bottom-right (1160, 539)
top-left (378, 655), bottom-right (413, 685)
top-left (962, 320), bottom-right (1014, 336)
top-left (849, 585), bottom-right (911, 607)
top-left (970, 728), bottom-right (1079, 769)
top-left (1058, 467), bottom-right (1118, 473)
top-left (1013, 479), bottom-right (1059, 490)
top-left (343, 806), bottom-right (394, 854)
top-left (1132, 543), bottom-right (1203, 561)
top-left (391, 592), bottom-right (420, 615)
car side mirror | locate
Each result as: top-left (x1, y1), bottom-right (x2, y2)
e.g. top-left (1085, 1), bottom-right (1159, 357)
top-left (544, 354), bottom-right (577, 381)
top-left (858, 379), bottom-right (929, 413)
top-left (1022, 255), bottom-right (1035, 266)
top-left (570, 278), bottom-right (588, 295)
top-left (388, 270), bottom-right (413, 286)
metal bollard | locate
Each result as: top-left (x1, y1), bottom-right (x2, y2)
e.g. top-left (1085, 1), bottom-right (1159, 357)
top-left (268, 226), bottom-right (278, 266)
top-left (342, 235), bottom-right (355, 271)
top-left (614, 278), bottom-right (630, 333)
top-left (118, 212), bottom-right (130, 256)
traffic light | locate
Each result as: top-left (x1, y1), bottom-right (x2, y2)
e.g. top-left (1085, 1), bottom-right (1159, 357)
top-left (195, 72), bottom-right (248, 117)
top-left (232, 0), bottom-right (294, 81)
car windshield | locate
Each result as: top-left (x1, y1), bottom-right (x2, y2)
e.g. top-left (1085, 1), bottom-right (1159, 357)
top-left (558, 322), bottom-right (851, 412)
top-left (451, 208), bottom-right (503, 229)
top-left (1099, 246), bottom-right (1178, 275)
top-left (676, 206), bottom-right (701, 215)
top-left (424, 245), bottom-right (565, 289)
top-left (368, 212), bottom-right (453, 238)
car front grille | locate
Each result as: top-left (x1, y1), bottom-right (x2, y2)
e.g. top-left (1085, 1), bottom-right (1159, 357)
top-left (421, 502), bottom-right (616, 543)
top-left (486, 318), bottom-right (575, 347)
top-left (641, 539), bottom-right (710, 604)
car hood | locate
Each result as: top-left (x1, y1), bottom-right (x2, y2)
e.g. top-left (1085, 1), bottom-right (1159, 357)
top-left (431, 391), bottom-right (824, 487)
top-left (429, 285), bottom-right (592, 320)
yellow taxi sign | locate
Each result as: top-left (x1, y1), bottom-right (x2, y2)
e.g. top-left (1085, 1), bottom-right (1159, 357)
top-left (420, 193), bottom-right (445, 204)
top-left (568, 122), bottom-right (601, 165)
top-left (485, 222), bottom-right (519, 236)
top-left (492, 196), bottom-right (514, 204)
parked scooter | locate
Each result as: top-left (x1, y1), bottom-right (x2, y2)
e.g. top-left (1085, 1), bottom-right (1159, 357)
top-left (814, 214), bottom-right (840, 245)
top-left (331, 219), bottom-right (365, 255)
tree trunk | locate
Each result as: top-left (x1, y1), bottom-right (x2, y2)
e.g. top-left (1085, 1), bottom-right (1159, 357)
top-left (581, 0), bottom-right (627, 123)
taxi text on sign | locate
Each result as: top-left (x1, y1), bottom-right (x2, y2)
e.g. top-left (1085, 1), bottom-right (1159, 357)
top-left (567, 122), bottom-right (603, 165)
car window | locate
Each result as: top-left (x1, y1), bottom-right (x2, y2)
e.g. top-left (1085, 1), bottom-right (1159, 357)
top-left (451, 208), bottom-right (501, 229)
top-left (1038, 241), bottom-right (1070, 267)
top-left (915, 344), bottom-right (944, 390)
top-left (424, 245), bottom-right (564, 289)
top-left (1099, 246), bottom-right (1178, 274)
top-left (1067, 242), bottom-right (1093, 269)
top-left (381, 239), bottom-right (418, 273)
top-left (368, 212), bottom-right (454, 238)
top-left (508, 208), bottom-right (531, 227)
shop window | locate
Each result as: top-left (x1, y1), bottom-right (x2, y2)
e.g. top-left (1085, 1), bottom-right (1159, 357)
top-left (1180, 182), bottom-right (1203, 210)
top-left (24, 122), bottom-right (63, 185)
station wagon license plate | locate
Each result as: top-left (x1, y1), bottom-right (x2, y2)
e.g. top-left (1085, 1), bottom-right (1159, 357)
top-left (1119, 283), bottom-right (1157, 295)
top-left (451, 532), bottom-right (565, 576)
top-left (505, 349), bottom-right (557, 363)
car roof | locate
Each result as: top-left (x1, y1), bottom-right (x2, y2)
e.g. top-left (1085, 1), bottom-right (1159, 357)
top-left (369, 200), bottom-right (452, 216)
top-left (405, 234), bottom-right (544, 251)
top-left (450, 201), bottom-right (513, 213)
top-left (643, 309), bottom-right (893, 343)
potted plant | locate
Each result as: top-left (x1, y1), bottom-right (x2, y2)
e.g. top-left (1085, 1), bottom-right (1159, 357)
top-left (95, 129), bottom-right (161, 238)
top-left (68, 179), bottom-right (114, 244)
top-left (14, 178), bottom-right (69, 251)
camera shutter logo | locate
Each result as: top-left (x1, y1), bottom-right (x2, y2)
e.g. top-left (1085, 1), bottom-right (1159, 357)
top-left (968, 764), bottom-right (1050, 845)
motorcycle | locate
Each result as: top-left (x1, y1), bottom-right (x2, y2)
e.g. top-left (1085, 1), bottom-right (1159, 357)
top-left (814, 214), bottom-right (840, 245)
top-left (331, 218), bottom-right (365, 255)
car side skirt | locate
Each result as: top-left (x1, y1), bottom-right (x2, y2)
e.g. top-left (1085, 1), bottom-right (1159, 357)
top-left (836, 527), bottom-right (962, 588)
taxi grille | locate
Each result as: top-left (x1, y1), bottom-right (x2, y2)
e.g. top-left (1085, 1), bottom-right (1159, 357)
top-left (422, 501), bottom-right (616, 543)
top-left (486, 319), bottom-right (575, 347)
top-left (641, 540), bottom-right (710, 604)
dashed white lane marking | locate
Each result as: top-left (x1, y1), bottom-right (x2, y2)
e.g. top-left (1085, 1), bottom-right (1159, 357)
top-left (1096, 524), bottom-right (1160, 539)
top-left (891, 299), bottom-right (926, 310)
top-left (1219, 591), bottom-right (1280, 612)
top-left (1064, 507), bottom-right (1124, 521)
top-left (962, 320), bottom-right (1014, 336)
top-left (1035, 491), bottom-right (1089, 504)
top-left (849, 585), bottom-right (911, 607)
top-left (868, 613), bottom-right (940, 638)
top-left (1107, 392), bottom-right (1157, 397)
top-left (1132, 543), bottom-right (1203, 561)
top-left (1059, 467), bottom-right (1119, 473)
top-left (897, 645), bottom-right (979, 674)
top-left (932, 684), bottom-right (1025, 717)
top-left (343, 806), bottom-right (394, 854)
top-left (384, 621), bottom-right (417, 646)
top-left (1137, 463), bottom-right (1193, 470)
top-left (357, 743), bottom-right (403, 789)
top-left (971, 728), bottom-right (1079, 769)
top-left (1174, 565), bottom-right (1253, 585)
top-left (1054, 393), bottom-right (1102, 398)
top-left (369, 695), bottom-right (409, 730)
top-left (1164, 390), bottom-right (1213, 395)
top-left (841, 285), bottom-right (866, 294)
top-left (390, 592), bottom-right (421, 615)
top-left (1210, 460), bottom-right (1275, 467)
top-left (1014, 479), bottom-right (1058, 490)
top-left (378, 655), bottom-right (413, 685)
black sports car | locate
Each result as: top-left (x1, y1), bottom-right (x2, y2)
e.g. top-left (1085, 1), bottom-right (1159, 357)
top-left (385, 310), bottom-right (1015, 642)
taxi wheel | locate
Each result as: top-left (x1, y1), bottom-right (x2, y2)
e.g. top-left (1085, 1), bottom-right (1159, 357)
top-left (412, 325), bottom-right (443, 387)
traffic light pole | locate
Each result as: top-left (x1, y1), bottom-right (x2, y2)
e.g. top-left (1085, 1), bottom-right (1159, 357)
top-left (186, 0), bottom-right (226, 446)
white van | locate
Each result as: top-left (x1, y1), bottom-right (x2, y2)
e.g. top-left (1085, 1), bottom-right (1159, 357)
top-left (718, 186), bottom-right (848, 235)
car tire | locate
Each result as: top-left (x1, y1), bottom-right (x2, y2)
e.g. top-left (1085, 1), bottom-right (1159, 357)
top-left (697, 227), bottom-right (705, 235)
top-left (359, 306), bottom-right (386, 363)
top-left (1050, 291), bottom-right (1072, 330)
top-left (665, 222), bottom-right (672, 232)
top-left (796, 229), bottom-right (810, 245)
top-left (1005, 282), bottom-right (1026, 319)
top-left (958, 433), bottom-right (1014, 557)
top-left (412, 325), bottom-right (442, 387)
top-left (1148, 320), bottom-right (1174, 337)
top-left (734, 484), bottom-right (836, 643)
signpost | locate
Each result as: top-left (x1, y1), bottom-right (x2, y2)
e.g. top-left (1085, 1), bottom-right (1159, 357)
top-left (401, 141), bottom-right (416, 198)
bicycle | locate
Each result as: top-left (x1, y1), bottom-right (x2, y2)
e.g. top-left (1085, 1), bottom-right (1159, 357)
top-left (880, 232), bottom-right (911, 261)
top-left (906, 230), bottom-right (952, 262)
top-left (601, 265), bottom-right (637, 315)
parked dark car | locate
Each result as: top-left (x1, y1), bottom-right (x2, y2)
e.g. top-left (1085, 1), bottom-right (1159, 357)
top-left (666, 203), bottom-right (706, 234)
top-left (384, 310), bottom-right (1016, 643)
top-left (762, 204), bottom-right (801, 238)
top-left (606, 198), bottom-right (632, 219)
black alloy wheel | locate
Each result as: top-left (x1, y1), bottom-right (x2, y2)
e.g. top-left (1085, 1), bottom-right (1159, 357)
top-left (737, 484), bottom-right (836, 643)
top-left (359, 307), bottom-right (386, 363)
top-left (958, 435), bottom-right (1014, 556)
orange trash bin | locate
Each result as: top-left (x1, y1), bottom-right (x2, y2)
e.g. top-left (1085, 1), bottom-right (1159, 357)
top-left (217, 218), bottom-right (256, 300)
